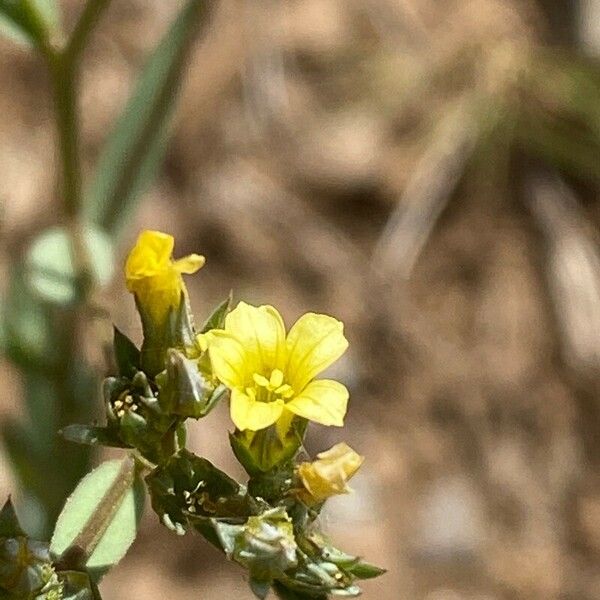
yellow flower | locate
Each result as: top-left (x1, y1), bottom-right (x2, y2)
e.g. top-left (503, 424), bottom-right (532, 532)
top-left (207, 302), bottom-right (349, 433)
top-left (297, 442), bottom-right (364, 504)
top-left (125, 230), bottom-right (205, 325)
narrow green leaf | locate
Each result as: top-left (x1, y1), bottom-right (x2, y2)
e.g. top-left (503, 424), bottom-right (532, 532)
top-left (86, 0), bottom-right (213, 237)
top-left (2, 267), bottom-right (54, 371)
top-left (50, 458), bottom-right (145, 581)
top-left (0, 0), bottom-right (57, 47)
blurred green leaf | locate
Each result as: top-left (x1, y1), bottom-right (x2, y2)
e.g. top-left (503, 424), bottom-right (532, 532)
top-left (2, 268), bottom-right (54, 370)
top-left (86, 0), bottom-right (212, 238)
top-left (1, 419), bottom-right (43, 501)
top-left (0, 0), bottom-right (58, 47)
top-left (25, 225), bottom-right (114, 305)
top-left (22, 372), bottom-right (58, 454)
top-left (50, 458), bottom-right (145, 581)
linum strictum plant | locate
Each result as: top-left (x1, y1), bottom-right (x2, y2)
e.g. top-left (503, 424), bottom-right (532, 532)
top-left (0, 230), bottom-right (385, 599)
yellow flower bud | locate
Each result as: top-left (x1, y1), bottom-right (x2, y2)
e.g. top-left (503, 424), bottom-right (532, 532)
top-left (125, 230), bottom-right (205, 326)
top-left (297, 442), bottom-right (364, 504)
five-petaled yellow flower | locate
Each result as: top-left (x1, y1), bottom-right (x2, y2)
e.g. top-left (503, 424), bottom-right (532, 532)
top-left (125, 230), bottom-right (205, 325)
top-left (207, 302), bottom-right (349, 434)
top-left (297, 442), bottom-right (363, 504)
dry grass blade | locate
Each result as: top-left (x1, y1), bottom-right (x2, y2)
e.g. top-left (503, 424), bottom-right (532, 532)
top-left (371, 98), bottom-right (479, 280)
top-left (527, 170), bottom-right (600, 374)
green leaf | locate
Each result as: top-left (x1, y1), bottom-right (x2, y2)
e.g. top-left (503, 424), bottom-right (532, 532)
top-left (85, 0), bottom-right (213, 237)
top-left (0, 497), bottom-right (25, 537)
top-left (50, 458), bottom-right (145, 581)
top-left (60, 424), bottom-right (128, 449)
top-left (113, 327), bottom-right (141, 377)
top-left (200, 292), bottom-right (233, 333)
top-left (0, 0), bottom-right (58, 48)
top-left (25, 225), bottom-right (114, 305)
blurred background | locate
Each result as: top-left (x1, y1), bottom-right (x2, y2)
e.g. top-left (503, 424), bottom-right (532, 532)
top-left (1, 0), bottom-right (600, 598)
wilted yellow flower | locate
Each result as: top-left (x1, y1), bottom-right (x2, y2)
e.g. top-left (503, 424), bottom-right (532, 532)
top-left (125, 230), bottom-right (205, 325)
top-left (297, 442), bottom-right (363, 504)
top-left (207, 302), bottom-right (349, 433)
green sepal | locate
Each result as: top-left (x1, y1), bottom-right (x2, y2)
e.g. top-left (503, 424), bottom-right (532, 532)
top-left (200, 292), bottom-right (233, 333)
top-left (250, 577), bottom-right (271, 600)
top-left (113, 327), bottom-right (141, 377)
top-left (215, 508), bottom-right (298, 585)
top-left (146, 449), bottom-right (257, 535)
top-left (0, 497), bottom-right (25, 538)
top-left (138, 293), bottom-right (195, 377)
top-left (156, 349), bottom-right (219, 419)
top-left (58, 570), bottom-right (100, 600)
top-left (211, 520), bottom-right (243, 555)
top-left (230, 418), bottom-right (307, 476)
top-left (272, 580), bottom-right (327, 600)
top-left (0, 536), bottom-right (58, 597)
top-left (343, 561), bottom-right (387, 580)
top-left (101, 372), bottom-right (178, 461)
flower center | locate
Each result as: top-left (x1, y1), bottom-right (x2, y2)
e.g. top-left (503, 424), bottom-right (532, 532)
top-left (112, 392), bottom-right (141, 419)
top-left (247, 369), bottom-right (294, 403)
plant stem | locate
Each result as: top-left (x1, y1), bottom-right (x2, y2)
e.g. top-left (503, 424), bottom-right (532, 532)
top-left (66, 0), bottom-right (113, 66)
top-left (47, 52), bottom-right (81, 221)
top-left (46, 0), bottom-right (112, 222)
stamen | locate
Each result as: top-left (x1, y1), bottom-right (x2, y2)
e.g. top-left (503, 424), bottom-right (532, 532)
top-left (269, 369), bottom-right (284, 389)
top-left (253, 373), bottom-right (270, 387)
top-left (275, 384), bottom-right (294, 399)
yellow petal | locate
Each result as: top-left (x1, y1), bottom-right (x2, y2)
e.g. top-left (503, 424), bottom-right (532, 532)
top-left (124, 230), bottom-right (205, 327)
top-left (125, 230), bottom-right (174, 283)
top-left (207, 330), bottom-right (252, 389)
top-left (285, 313), bottom-right (348, 391)
top-left (297, 442), bottom-right (364, 503)
top-left (285, 379), bottom-right (348, 427)
top-left (225, 302), bottom-right (286, 373)
top-left (230, 388), bottom-right (284, 431)
top-left (174, 254), bottom-right (205, 274)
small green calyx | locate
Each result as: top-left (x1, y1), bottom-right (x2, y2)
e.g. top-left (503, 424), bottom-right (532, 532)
top-left (146, 450), bottom-right (258, 536)
top-left (214, 507), bottom-right (298, 584)
top-left (155, 349), bottom-right (224, 419)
